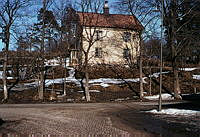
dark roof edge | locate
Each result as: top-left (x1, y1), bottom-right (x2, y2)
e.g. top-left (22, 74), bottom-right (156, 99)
top-left (82, 25), bottom-right (143, 31)
top-left (77, 11), bottom-right (137, 17)
top-left (77, 12), bottom-right (144, 31)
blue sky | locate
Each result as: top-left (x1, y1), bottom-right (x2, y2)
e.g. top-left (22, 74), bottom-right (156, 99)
top-left (0, 28), bottom-right (3, 50)
top-left (1, 0), bottom-right (157, 50)
top-left (0, 0), bottom-right (117, 51)
top-left (0, 0), bottom-right (42, 51)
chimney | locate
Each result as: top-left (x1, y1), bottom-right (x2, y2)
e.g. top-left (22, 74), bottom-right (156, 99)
top-left (103, 0), bottom-right (109, 15)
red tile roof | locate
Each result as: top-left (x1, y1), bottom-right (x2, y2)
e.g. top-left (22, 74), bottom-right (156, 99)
top-left (77, 12), bottom-right (144, 31)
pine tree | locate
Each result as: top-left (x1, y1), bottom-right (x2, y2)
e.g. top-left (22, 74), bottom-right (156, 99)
top-left (31, 7), bottom-right (59, 100)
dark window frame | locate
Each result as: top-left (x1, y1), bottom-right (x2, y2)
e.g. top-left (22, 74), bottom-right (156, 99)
top-left (96, 30), bottom-right (103, 40)
top-left (95, 47), bottom-right (103, 58)
top-left (123, 32), bottom-right (131, 42)
top-left (123, 48), bottom-right (130, 58)
top-left (70, 23), bottom-right (77, 36)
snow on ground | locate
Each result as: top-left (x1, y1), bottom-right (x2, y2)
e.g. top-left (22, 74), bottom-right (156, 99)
top-left (45, 58), bottom-right (70, 67)
top-left (45, 58), bottom-right (60, 66)
top-left (40, 77), bottom-right (146, 88)
top-left (24, 77), bottom-right (147, 88)
top-left (144, 93), bottom-right (174, 100)
top-left (67, 67), bottom-right (75, 78)
top-left (77, 90), bottom-right (101, 93)
top-left (179, 68), bottom-right (199, 71)
top-left (147, 108), bottom-right (200, 116)
top-left (92, 83), bottom-right (110, 88)
top-left (0, 71), bottom-right (14, 80)
top-left (29, 66), bottom-right (148, 88)
top-left (193, 75), bottom-right (200, 80)
top-left (22, 67), bottom-right (174, 89)
top-left (149, 71), bottom-right (170, 78)
top-left (89, 77), bottom-right (147, 88)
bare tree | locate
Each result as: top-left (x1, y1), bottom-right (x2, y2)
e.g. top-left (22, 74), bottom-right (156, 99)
top-left (144, 38), bottom-right (162, 95)
top-left (158, 0), bottom-right (200, 99)
top-left (76, 0), bottom-right (105, 101)
top-left (114, 0), bottom-right (159, 99)
top-left (52, 0), bottom-right (73, 96)
top-left (0, 0), bottom-right (31, 101)
top-left (26, 0), bottom-right (58, 100)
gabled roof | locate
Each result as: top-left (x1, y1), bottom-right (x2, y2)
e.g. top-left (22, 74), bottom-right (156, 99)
top-left (77, 12), bottom-right (144, 31)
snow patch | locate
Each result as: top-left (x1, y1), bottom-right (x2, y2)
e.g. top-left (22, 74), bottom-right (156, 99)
top-left (193, 75), bottom-right (200, 80)
top-left (147, 108), bottom-right (200, 116)
top-left (67, 67), bottom-right (75, 78)
top-left (92, 83), bottom-right (110, 88)
top-left (22, 67), bottom-right (148, 88)
top-left (179, 68), bottom-right (199, 72)
top-left (114, 97), bottom-right (130, 102)
top-left (149, 71), bottom-right (170, 78)
top-left (45, 58), bottom-right (69, 67)
top-left (45, 58), bottom-right (60, 66)
top-left (144, 93), bottom-right (174, 100)
top-left (77, 90), bottom-right (101, 93)
top-left (0, 71), bottom-right (14, 80)
top-left (24, 77), bottom-right (147, 88)
top-left (90, 77), bottom-right (147, 85)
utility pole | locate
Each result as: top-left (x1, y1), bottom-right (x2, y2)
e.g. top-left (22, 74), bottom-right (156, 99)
top-left (158, 0), bottom-right (164, 111)
top-left (139, 31), bottom-right (144, 100)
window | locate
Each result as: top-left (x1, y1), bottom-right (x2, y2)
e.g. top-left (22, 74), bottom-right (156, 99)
top-left (95, 47), bottom-right (102, 58)
top-left (70, 50), bottom-right (78, 65)
top-left (70, 23), bottom-right (77, 36)
top-left (96, 30), bottom-right (103, 40)
top-left (71, 50), bottom-right (78, 59)
top-left (123, 32), bottom-right (131, 42)
top-left (123, 48), bottom-right (130, 58)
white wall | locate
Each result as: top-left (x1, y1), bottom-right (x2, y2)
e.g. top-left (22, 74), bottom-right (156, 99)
top-left (82, 27), bottom-right (140, 64)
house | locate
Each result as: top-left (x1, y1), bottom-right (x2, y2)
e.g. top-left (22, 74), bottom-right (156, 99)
top-left (64, 1), bottom-right (144, 65)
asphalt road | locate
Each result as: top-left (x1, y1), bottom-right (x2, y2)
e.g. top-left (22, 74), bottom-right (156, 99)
top-left (0, 102), bottom-right (197, 137)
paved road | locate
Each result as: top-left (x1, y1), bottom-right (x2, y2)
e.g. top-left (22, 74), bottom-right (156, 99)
top-left (0, 102), bottom-right (194, 137)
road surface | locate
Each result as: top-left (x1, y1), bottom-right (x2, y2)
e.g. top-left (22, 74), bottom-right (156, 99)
top-left (0, 102), bottom-right (197, 137)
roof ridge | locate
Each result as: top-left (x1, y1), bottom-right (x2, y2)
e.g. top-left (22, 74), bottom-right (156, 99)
top-left (75, 11), bottom-right (144, 31)
top-left (77, 11), bottom-right (135, 17)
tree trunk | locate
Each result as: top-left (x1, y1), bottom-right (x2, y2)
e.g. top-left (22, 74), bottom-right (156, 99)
top-left (2, 51), bottom-right (8, 101)
top-left (85, 70), bottom-right (90, 102)
top-left (139, 56), bottom-right (144, 99)
top-left (171, 39), bottom-right (181, 100)
top-left (38, 71), bottom-right (44, 100)
top-left (139, 34), bottom-right (144, 100)
top-left (38, 0), bottom-right (46, 101)
top-left (2, 33), bottom-right (9, 101)
top-left (173, 66), bottom-right (181, 99)
top-left (52, 68), bottom-right (55, 95)
top-left (84, 56), bottom-right (90, 102)
top-left (149, 66), bottom-right (152, 95)
top-left (63, 58), bottom-right (67, 96)
top-left (171, 0), bottom-right (182, 100)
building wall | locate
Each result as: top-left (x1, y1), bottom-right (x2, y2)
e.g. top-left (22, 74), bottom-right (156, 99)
top-left (81, 26), bottom-right (141, 64)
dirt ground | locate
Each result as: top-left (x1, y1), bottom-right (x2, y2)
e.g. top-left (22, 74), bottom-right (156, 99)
top-left (0, 102), bottom-right (199, 137)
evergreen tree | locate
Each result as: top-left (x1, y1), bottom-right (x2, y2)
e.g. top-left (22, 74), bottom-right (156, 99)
top-left (32, 8), bottom-right (59, 51)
